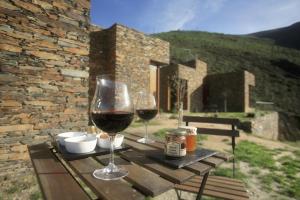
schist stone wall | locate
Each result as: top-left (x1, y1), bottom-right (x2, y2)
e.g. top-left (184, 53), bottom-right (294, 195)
top-left (89, 24), bottom-right (169, 103)
top-left (204, 71), bottom-right (255, 112)
top-left (0, 0), bottom-right (90, 160)
top-left (160, 59), bottom-right (207, 112)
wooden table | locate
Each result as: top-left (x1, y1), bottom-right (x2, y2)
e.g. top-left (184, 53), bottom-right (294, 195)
top-left (28, 132), bottom-right (228, 200)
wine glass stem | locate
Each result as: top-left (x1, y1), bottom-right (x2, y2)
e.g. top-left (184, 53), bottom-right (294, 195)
top-left (109, 135), bottom-right (115, 171)
top-left (144, 120), bottom-right (148, 140)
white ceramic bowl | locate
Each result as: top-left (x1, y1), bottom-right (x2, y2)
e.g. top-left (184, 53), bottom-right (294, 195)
top-left (64, 134), bottom-right (97, 154)
top-left (97, 134), bottom-right (124, 149)
top-left (57, 132), bottom-right (86, 146)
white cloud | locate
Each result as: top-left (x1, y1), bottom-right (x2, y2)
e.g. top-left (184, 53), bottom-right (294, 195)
top-left (140, 0), bottom-right (198, 32)
top-left (137, 0), bottom-right (300, 34)
top-left (138, 0), bottom-right (226, 33)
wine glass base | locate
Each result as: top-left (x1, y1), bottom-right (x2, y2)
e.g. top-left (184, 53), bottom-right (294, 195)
top-left (137, 137), bottom-right (155, 144)
top-left (93, 166), bottom-right (128, 180)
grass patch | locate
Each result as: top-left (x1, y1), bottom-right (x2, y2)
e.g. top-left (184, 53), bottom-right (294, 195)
top-left (30, 191), bottom-right (42, 200)
top-left (249, 168), bottom-right (260, 175)
top-left (235, 140), bottom-right (277, 170)
top-left (212, 167), bottom-right (247, 181)
top-left (276, 155), bottom-right (300, 198)
top-left (278, 155), bottom-right (300, 177)
top-left (5, 185), bottom-right (20, 194)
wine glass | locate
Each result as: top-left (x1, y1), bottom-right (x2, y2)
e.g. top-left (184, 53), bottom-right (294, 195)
top-left (136, 91), bottom-right (158, 143)
top-left (90, 74), bottom-right (134, 180)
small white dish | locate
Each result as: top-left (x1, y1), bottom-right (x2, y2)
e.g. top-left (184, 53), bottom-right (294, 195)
top-left (64, 134), bottom-right (97, 154)
top-left (57, 132), bottom-right (86, 146)
top-left (97, 133), bottom-right (124, 149)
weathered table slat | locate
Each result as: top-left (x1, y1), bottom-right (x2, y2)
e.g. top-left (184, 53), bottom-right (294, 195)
top-left (213, 152), bottom-right (233, 161)
top-left (184, 161), bottom-right (212, 175)
top-left (67, 157), bottom-right (144, 200)
top-left (96, 155), bottom-right (173, 197)
top-left (124, 138), bottom-right (157, 151)
top-left (201, 157), bottom-right (225, 167)
top-left (28, 144), bottom-right (90, 200)
top-left (125, 133), bottom-right (165, 149)
top-left (119, 149), bottom-right (195, 184)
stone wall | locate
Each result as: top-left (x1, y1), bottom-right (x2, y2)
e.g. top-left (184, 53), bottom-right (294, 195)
top-left (114, 24), bottom-right (169, 102)
top-left (204, 71), bottom-right (255, 112)
top-left (252, 112), bottom-right (279, 140)
top-left (0, 0), bottom-right (90, 160)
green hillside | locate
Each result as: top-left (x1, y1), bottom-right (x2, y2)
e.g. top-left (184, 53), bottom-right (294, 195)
top-left (250, 22), bottom-right (300, 51)
top-left (153, 31), bottom-right (300, 116)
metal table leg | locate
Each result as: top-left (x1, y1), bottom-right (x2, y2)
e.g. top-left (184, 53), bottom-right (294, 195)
top-left (196, 172), bottom-right (209, 200)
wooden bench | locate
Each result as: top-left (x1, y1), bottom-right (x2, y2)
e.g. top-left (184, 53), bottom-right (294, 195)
top-left (178, 116), bottom-right (249, 200)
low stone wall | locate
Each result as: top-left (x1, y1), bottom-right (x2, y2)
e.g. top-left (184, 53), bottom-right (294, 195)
top-left (0, 0), bottom-right (90, 160)
top-left (252, 112), bottom-right (279, 140)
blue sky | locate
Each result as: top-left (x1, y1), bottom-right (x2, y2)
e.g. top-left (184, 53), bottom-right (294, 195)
top-left (91, 0), bottom-right (300, 34)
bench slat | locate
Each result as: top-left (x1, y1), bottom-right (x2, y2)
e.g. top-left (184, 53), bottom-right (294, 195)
top-left (67, 157), bottom-right (144, 200)
top-left (183, 116), bottom-right (240, 125)
top-left (182, 181), bottom-right (248, 197)
top-left (197, 128), bottom-right (239, 137)
top-left (175, 184), bottom-right (249, 200)
top-left (28, 144), bottom-right (90, 200)
top-left (191, 179), bottom-right (246, 192)
top-left (190, 176), bottom-right (245, 187)
top-left (95, 155), bottom-right (173, 197)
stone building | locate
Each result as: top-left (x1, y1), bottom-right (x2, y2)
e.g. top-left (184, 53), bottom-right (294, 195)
top-left (204, 71), bottom-right (255, 113)
top-left (89, 24), bottom-right (169, 107)
top-left (160, 59), bottom-right (207, 112)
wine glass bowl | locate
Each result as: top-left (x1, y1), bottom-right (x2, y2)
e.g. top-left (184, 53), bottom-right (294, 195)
top-left (136, 91), bottom-right (158, 144)
top-left (90, 74), bottom-right (133, 180)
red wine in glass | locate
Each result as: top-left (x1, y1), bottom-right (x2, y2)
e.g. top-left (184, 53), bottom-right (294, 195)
top-left (136, 109), bottom-right (158, 121)
top-left (136, 92), bottom-right (157, 144)
top-left (91, 111), bottom-right (134, 134)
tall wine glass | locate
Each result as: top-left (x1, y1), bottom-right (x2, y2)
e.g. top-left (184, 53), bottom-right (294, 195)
top-left (91, 75), bottom-right (134, 180)
top-left (136, 91), bottom-right (158, 143)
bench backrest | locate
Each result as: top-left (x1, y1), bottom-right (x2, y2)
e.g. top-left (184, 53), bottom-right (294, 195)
top-left (182, 116), bottom-right (240, 137)
top-left (183, 115), bottom-right (240, 177)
